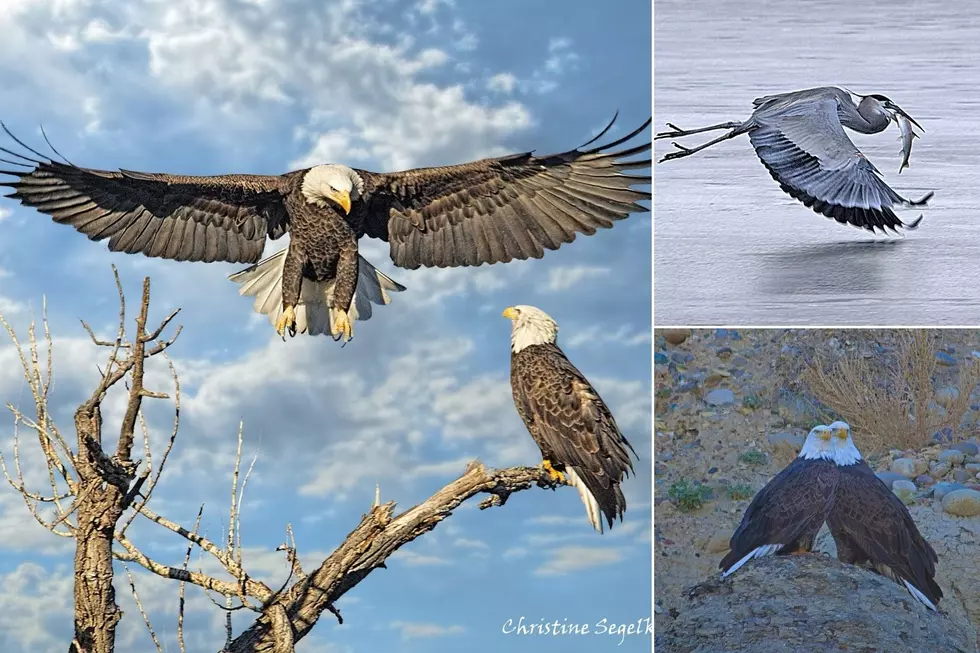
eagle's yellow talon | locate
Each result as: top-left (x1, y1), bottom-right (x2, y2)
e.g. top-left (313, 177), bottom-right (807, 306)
top-left (542, 459), bottom-right (566, 484)
top-left (276, 306), bottom-right (296, 338)
top-left (331, 308), bottom-right (353, 343)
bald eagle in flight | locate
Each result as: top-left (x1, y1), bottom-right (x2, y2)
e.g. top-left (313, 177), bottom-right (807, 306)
top-left (721, 422), bottom-right (941, 611)
top-left (503, 305), bottom-right (635, 532)
top-left (0, 117), bottom-right (650, 342)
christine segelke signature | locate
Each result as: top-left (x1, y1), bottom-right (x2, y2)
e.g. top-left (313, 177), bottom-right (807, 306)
top-left (501, 617), bottom-right (652, 646)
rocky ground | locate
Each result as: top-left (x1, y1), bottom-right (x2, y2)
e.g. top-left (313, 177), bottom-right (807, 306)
top-left (654, 328), bottom-right (980, 646)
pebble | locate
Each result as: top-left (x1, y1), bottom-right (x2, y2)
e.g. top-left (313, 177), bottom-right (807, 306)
top-left (933, 427), bottom-right (955, 443)
top-left (892, 480), bottom-right (917, 504)
top-left (876, 471), bottom-right (909, 490)
top-left (670, 351), bottom-right (694, 364)
top-left (654, 352), bottom-right (669, 365)
top-left (936, 351), bottom-right (957, 367)
top-left (707, 467), bottom-right (718, 475)
top-left (716, 347), bottom-right (732, 360)
top-left (714, 329), bottom-right (741, 341)
top-left (966, 463), bottom-right (980, 474)
top-left (705, 530), bottom-right (732, 554)
top-left (954, 469), bottom-right (974, 483)
top-left (942, 489), bottom-right (980, 517)
top-left (890, 458), bottom-right (920, 478)
top-left (705, 389), bottom-right (735, 406)
top-left (767, 432), bottom-right (805, 451)
top-left (939, 449), bottom-right (966, 466)
top-left (663, 329), bottom-right (692, 345)
top-left (915, 474), bottom-right (935, 486)
top-left (929, 462), bottom-right (951, 479)
top-left (654, 463), bottom-right (668, 476)
top-left (953, 441), bottom-right (980, 456)
top-left (933, 482), bottom-right (968, 501)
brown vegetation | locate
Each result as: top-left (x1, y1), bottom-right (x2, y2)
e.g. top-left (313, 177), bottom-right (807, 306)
top-left (805, 330), bottom-right (980, 455)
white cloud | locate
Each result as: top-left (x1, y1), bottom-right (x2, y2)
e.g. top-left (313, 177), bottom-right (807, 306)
top-left (487, 72), bottom-right (518, 94)
top-left (534, 545), bottom-right (625, 576)
top-left (391, 549), bottom-right (452, 567)
top-left (563, 324), bottom-right (652, 350)
top-left (543, 265), bottom-right (611, 293)
top-left (390, 620), bottom-right (465, 639)
top-left (453, 537), bottom-right (488, 550)
top-left (0, 206), bottom-right (10, 222)
top-left (0, 562), bottom-right (74, 650)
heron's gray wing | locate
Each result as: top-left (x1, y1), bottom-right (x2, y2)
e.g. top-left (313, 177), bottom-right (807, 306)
top-left (749, 96), bottom-right (926, 233)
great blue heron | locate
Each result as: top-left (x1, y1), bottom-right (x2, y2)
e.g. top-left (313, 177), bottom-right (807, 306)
top-left (656, 86), bottom-right (934, 234)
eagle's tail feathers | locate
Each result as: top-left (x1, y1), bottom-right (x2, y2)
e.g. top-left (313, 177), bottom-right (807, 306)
top-left (720, 543), bottom-right (782, 579)
top-left (228, 250), bottom-right (405, 337)
top-left (564, 467), bottom-right (604, 533)
top-left (902, 579), bottom-right (938, 611)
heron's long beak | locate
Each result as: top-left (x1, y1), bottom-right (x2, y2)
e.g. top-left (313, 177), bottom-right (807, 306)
top-left (502, 307), bottom-right (518, 320)
top-left (885, 101), bottom-right (924, 131)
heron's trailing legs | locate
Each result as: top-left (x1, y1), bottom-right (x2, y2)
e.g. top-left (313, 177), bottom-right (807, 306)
top-left (655, 121), bottom-right (742, 139)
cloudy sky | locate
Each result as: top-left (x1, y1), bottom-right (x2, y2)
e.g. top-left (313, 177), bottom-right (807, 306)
top-left (0, 1), bottom-right (651, 651)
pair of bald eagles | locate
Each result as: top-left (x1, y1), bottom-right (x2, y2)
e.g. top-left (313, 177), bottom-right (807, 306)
top-left (0, 116), bottom-right (650, 533)
top-left (722, 422), bottom-right (942, 611)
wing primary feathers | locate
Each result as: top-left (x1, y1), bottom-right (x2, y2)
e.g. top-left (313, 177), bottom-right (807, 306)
top-left (574, 110), bottom-right (620, 150)
top-left (583, 117), bottom-right (653, 155)
top-left (0, 122), bottom-right (49, 164)
top-left (39, 124), bottom-right (74, 166)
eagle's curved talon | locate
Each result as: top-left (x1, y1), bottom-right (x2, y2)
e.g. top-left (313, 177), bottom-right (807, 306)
top-left (276, 306), bottom-right (297, 339)
top-left (542, 459), bottom-right (566, 484)
top-left (330, 308), bottom-right (353, 343)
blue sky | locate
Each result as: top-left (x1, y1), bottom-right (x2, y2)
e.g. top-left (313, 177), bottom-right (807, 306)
top-left (0, 1), bottom-right (651, 651)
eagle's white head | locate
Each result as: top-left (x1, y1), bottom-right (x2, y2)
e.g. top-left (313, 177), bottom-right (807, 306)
top-left (301, 164), bottom-right (364, 215)
top-left (502, 305), bottom-right (558, 353)
top-left (828, 420), bottom-right (862, 466)
top-left (799, 425), bottom-right (834, 461)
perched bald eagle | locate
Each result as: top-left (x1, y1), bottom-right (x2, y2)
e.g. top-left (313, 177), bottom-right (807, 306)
top-left (503, 305), bottom-right (635, 532)
top-left (721, 422), bottom-right (941, 611)
top-left (720, 426), bottom-right (838, 577)
top-left (0, 117), bottom-right (650, 341)
top-left (826, 421), bottom-right (942, 611)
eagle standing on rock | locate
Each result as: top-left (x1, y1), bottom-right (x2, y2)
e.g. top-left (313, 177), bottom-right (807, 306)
top-left (0, 116), bottom-right (650, 342)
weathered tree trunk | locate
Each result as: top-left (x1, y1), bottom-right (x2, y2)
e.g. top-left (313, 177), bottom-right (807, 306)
top-left (658, 555), bottom-right (977, 653)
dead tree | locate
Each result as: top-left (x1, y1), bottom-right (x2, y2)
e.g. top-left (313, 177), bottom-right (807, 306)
top-left (0, 269), bottom-right (559, 653)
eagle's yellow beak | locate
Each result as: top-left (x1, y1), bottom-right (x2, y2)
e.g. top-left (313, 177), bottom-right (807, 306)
top-left (502, 307), bottom-right (519, 320)
top-left (331, 189), bottom-right (352, 215)
top-left (818, 430), bottom-right (832, 441)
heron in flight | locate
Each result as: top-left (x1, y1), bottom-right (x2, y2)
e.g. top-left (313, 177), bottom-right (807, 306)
top-left (656, 87), bottom-right (934, 233)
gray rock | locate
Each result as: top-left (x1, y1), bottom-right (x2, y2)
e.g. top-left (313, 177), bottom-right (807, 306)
top-left (705, 388), bottom-right (735, 406)
top-left (953, 441), bottom-right (980, 456)
top-left (933, 482), bottom-right (968, 501)
top-left (889, 458), bottom-right (919, 478)
top-left (767, 432), bottom-right (805, 451)
top-left (954, 468), bottom-right (974, 483)
top-left (915, 474), bottom-right (935, 487)
top-left (939, 449), bottom-right (966, 466)
top-left (929, 462), bottom-right (951, 479)
top-left (942, 489), bottom-right (980, 517)
top-left (892, 480), bottom-right (917, 504)
top-left (660, 452), bottom-right (674, 462)
top-left (876, 471), bottom-right (909, 490)
top-left (966, 463), bottom-right (980, 474)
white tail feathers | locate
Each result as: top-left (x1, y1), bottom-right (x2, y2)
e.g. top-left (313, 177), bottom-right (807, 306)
top-left (902, 579), bottom-right (938, 612)
top-left (228, 248), bottom-right (406, 336)
top-left (721, 543), bottom-right (782, 579)
top-left (564, 467), bottom-right (604, 533)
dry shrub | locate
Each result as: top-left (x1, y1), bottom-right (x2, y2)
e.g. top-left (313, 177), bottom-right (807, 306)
top-left (804, 330), bottom-right (980, 456)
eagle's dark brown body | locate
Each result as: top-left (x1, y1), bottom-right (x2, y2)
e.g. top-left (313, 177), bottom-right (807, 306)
top-left (510, 341), bottom-right (635, 530)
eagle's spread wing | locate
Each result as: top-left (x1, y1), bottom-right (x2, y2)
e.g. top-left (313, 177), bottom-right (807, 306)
top-left (354, 115), bottom-right (650, 270)
top-left (748, 94), bottom-right (930, 233)
top-left (0, 128), bottom-right (290, 264)
top-left (719, 458), bottom-right (837, 574)
top-left (828, 462), bottom-right (942, 608)
top-left (515, 343), bottom-right (635, 529)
